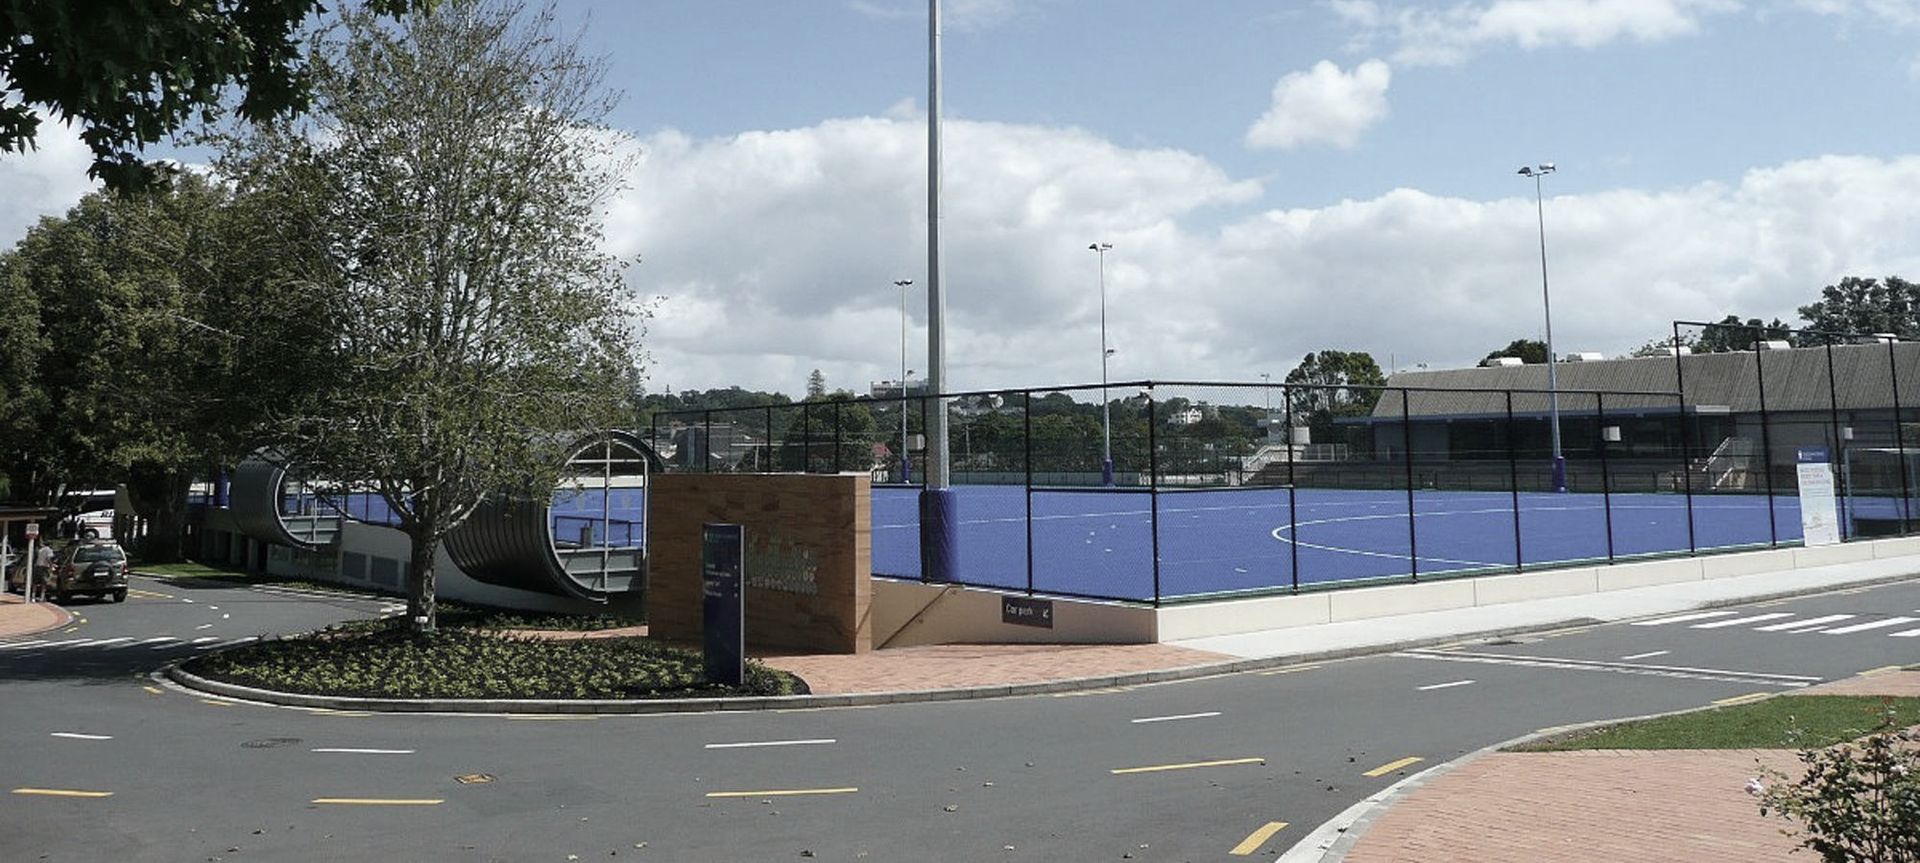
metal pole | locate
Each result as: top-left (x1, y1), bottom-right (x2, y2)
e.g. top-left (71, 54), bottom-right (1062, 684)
top-left (920, 0), bottom-right (957, 583)
top-left (1147, 386), bottom-right (1160, 603)
top-left (1024, 389), bottom-right (1034, 594)
top-left (1752, 330), bottom-right (1779, 546)
top-left (1401, 388), bottom-right (1418, 581)
top-left (1525, 167), bottom-right (1566, 493)
top-left (801, 402), bottom-right (812, 472)
top-left (897, 279), bottom-right (913, 483)
top-left (1888, 338), bottom-right (1911, 531)
top-left (1824, 335), bottom-right (1846, 538)
top-left (833, 400), bottom-right (844, 473)
top-left (1285, 385), bottom-right (1299, 592)
top-left (1598, 393), bottom-right (1615, 563)
top-left (1673, 321), bottom-right (1699, 554)
top-left (703, 410), bottom-right (714, 474)
top-left (1506, 390), bottom-right (1523, 569)
top-left (1092, 242), bottom-right (1114, 486)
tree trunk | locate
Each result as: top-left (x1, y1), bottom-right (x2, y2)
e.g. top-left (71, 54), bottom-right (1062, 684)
top-left (126, 466), bottom-right (191, 562)
top-left (405, 530), bottom-right (438, 635)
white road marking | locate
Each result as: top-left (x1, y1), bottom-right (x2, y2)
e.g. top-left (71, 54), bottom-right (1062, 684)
top-left (1416, 680), bottom-right (1477, 691)
top-left (1130, 711), bottom-right (1223, 724)
top-left (1823, 617), bottom-right (1920, 635)
top-left (79, 637), bottom-right (134, 648)
top-left (703, 738), bottom-right (838, 749)
top-left (1398, 648), bottom-right (1821, 687)
top-left (311, 748), bottom-right (415, 755)
top-left (188, 636), bottom-right (220, 644)
top-left (1619, 650), bottom-right (1669, 661)
top-left (1755, 614), bottom-right (1855, 632)
top-left (1632, 611), bottom-right (1738, 626)
top-left (1891, 627), bottom-right (1920, 638)
top-left (1692, 613), bottom-right (1795, 629)
top-left (146, 638), bottom-right (182, 649)
top-left (50, 732), bottom-right (112, 741)
top-left (10, 638), bottom-right (87, 649)
top-left (134, 637), bottom-right (174, 645)
top-left (0, 640), bottom-right (50, 650)
top-left (181, 599), bottom-right (194, 604)
top-left (194, 624), bottom-right (213, 630)
top-left (197, 637), bottom-right (257, 650)
top-left (220, 614), bottom-right (230, 620)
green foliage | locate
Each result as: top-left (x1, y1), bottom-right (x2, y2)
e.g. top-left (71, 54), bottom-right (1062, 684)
top-left (1482, 339), bottom-right (1549, 365)
top-left (1799, 276), bottom-right (1920, 340)
top-left (1284, 350), bottom-right (1385, 438)
top-left (184, 621), bottom-right (801, 700)
top-left (1515, 696), bottom-right (1920, 751)
top-left (775, 396), bottom-right (878, 473)
top-left (806, 369), bottom-right (828, 400)
top-left (219, 0), bottom-right (643, 630)
top-left (1758, 704), bottom-right (1920, 863)
top-left (1695, 314), bottom-right (1796, 352)
top-left (0, 0), bottom-right (427, 192)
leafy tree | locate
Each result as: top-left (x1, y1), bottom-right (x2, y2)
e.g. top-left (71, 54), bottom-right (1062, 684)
top-left (774, 396), bottom-right (877, 473)
top-left (1697, 314), bottom-right (1795, 352)
top-left (1797, 276), bottom-right (1920, 339)
top-left (806, 369), bottom-right (827, 400)
top-left (1482, 339), bottom-right (1548, 365)
top-left (1285, 350), bottom-right (1384, 417)
top-left (225, 0), bottom-right (642, 633)
top-left (1, 0), bottom-right (429, 192)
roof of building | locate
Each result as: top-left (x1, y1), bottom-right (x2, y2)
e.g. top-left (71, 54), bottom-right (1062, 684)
top-left (1374, 341), bottom-right (1920, 419)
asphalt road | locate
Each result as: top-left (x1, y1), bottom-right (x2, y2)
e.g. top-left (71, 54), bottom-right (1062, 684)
top-left (1, 574), bottom-right (1916, 862)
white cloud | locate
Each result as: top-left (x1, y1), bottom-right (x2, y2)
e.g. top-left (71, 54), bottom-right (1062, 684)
top-left (1332, 0), bottom-right (1738, 67)
top-left (0, 115), bottom-right (98, 249)
top-left (1793, 0), bottom-right (1920, 28)
top-left (608, 113), bottom-right (1920, 397)
top-left (1245, 60), bottom-right (1392, 150)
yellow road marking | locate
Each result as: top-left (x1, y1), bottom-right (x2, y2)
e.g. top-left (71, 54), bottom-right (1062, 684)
top-left (1229, 821), bottom-right (1289, 856)
top-left (127, 589), bottom-right (174, 600)
top-left (1860, 665), bottom-right (1902, 677)
top-left (200, 699), bottom-right (235, 708)
top-left (704, 787), bottom-right (859, 798)
top-left (1714, 692), bottom-right (1772, 707)
top-left (311, 798), bottom-right (444, 806)
top-left (1362, 756), bottom-right (1424, 778)
top-left (1052, 686), bottom-right (1132, 698)
top-left (63, 626), bottom-right (79, 633)
top-left (142, 686), bottom-right (163, 696)
top-left (1111, 757), bottom-right (1265, 775)
top-left (13, 788), bottom-right (113, 798)
top-left (1256, 664), bottom-right (1320, 676)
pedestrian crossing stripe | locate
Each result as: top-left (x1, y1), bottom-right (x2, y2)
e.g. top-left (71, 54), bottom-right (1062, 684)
top-left (0, 635), bottom-right (258, 652)
top-left (1634, 612), bottom-right (1920, 638)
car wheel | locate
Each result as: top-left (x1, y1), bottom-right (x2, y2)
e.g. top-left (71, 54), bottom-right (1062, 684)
top-left (111, 588), bottom-right (127, 603)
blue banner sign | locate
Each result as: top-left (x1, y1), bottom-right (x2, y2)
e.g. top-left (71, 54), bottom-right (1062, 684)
top-left (701, 523), bottom-right (745, 686)
top-left (1797, 446), bottom-right (1830, 464)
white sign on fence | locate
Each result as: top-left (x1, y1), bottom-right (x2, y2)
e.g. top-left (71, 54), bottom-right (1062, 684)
top-left (1797, 447), bottom-right (1841, 546)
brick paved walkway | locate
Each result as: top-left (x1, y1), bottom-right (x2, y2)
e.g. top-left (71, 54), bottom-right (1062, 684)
top-left (0, 593), bottom-right (70, 639)
top-left (1339, 670), bottom-right (1920, 863)
top-left (757, 643), bottom-right (1231, 695)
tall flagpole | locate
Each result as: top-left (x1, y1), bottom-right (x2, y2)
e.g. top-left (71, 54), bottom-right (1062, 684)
top-left (921, 0), bottom-right (957, 582)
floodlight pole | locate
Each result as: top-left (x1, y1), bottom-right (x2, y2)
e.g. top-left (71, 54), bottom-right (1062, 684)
top-left (1091, 241), bottom-right (1114, 486)
top-left (921, 0), bottom-right (957, 582)
top-left (1520, 163), bottom-right (1566, 493)
top-left (895, 278), bottom-right (914, 483)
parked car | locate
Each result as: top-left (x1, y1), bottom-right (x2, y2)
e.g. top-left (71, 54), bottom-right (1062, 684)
top-left (34, 541), bottom-right (129, 603)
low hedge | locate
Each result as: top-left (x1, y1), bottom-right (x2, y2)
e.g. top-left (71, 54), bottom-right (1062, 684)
top-left (182, 620), bottom-right (804, 700)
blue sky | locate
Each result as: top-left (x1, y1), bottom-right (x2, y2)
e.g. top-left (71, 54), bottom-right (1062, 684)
top-left (6, 0), bottom-right (1920, 397)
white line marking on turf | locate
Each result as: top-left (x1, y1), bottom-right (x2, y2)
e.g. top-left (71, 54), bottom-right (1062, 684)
top-left (1755, 614), bottom-right (1854, 631)
top-left (1417, 680), bottom-right (1476, 691)
top-left (703, 738), bottom-right (838, 749)
top-left (1632, 611), bottom-right (1738, 626)
top-left (1692, 613), bottom-right (1795, 629)
top-left (1823, 617), bottom-right (1920, 635)
top-left (1130, 711), bottom-right (1222, 724)
top-left (50, 733), bottom-right (112, 741)
top-left (311, 748), bottom-right (415, 755)
top-left (1619, 650), bottom-right (1669, 661)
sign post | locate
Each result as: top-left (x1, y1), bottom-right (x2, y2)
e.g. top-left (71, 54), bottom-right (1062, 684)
top-left (1797, 446), bottom-right (1841, 546)
top-left (23, 520), bottom-right (39, 604)
top-left (701, 523), bottom-right (745, 686)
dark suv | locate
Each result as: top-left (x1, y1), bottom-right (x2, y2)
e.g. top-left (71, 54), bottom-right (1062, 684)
top-left (45, 541), bottom-right (129, 603)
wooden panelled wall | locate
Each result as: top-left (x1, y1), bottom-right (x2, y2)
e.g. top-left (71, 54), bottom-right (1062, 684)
top-left (649, 473), bottom-right (872, 654)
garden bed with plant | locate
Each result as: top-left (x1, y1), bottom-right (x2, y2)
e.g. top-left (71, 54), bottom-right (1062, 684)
top-left (180, 619), bottom-right (804, 700)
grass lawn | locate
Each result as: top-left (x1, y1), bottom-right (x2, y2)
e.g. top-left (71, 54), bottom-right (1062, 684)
top-left (135, 560), bottom-right (259, 580)
top-left (1514, 695), bottom-right (1920, 752)
top-left (183, 619), bottom-right (802, 700)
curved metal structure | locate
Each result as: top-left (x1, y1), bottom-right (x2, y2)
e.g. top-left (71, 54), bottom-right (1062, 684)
top-left (227, 455), bottom-right (342, 550)
top-left (444, 431), bottom-right (661, 599)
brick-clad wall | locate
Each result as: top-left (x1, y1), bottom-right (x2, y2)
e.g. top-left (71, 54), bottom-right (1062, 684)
top-left (649, 473), bottom-right (872, 654)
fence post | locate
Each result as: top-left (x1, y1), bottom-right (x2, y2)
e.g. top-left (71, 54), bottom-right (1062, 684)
top-left (800, 402), bottom-right (813, 472)
top-left (1752, 331), bottom-right (1780, 546)
top-left (766, 405), bottom-right (775, 473)
top-left (1401, 388), bottom-right (1418, 582)
top-left (1506, 390), bottom-right (1523, 570)
top-left (1147, 385), bottom-right (1161, 604)
top-left (1024, 389), bottom-right (1034, 595)
top-left (1285, 385), bottom-right (1300, 593)
top-left (1889, 338), bottom-right (1912, 530)
top-left (1823, 335), bottom-right (1847, 538)
top-left (703, 410), bottom-right (714, 473)
top-left (1673, 322), bottom-right (1699, 554)
top-left (832, 401), bottom-right (844, 473)
top-left (1598, 392), bottom-right (1615, 563)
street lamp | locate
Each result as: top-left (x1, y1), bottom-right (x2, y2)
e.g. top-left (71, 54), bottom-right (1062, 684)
top-left (895, 278), bottom-right (915, 483)
top-left (1090, 242), bottom-right (1115, 486)
top-left (1518, 162), bottom-right (1565, 493)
